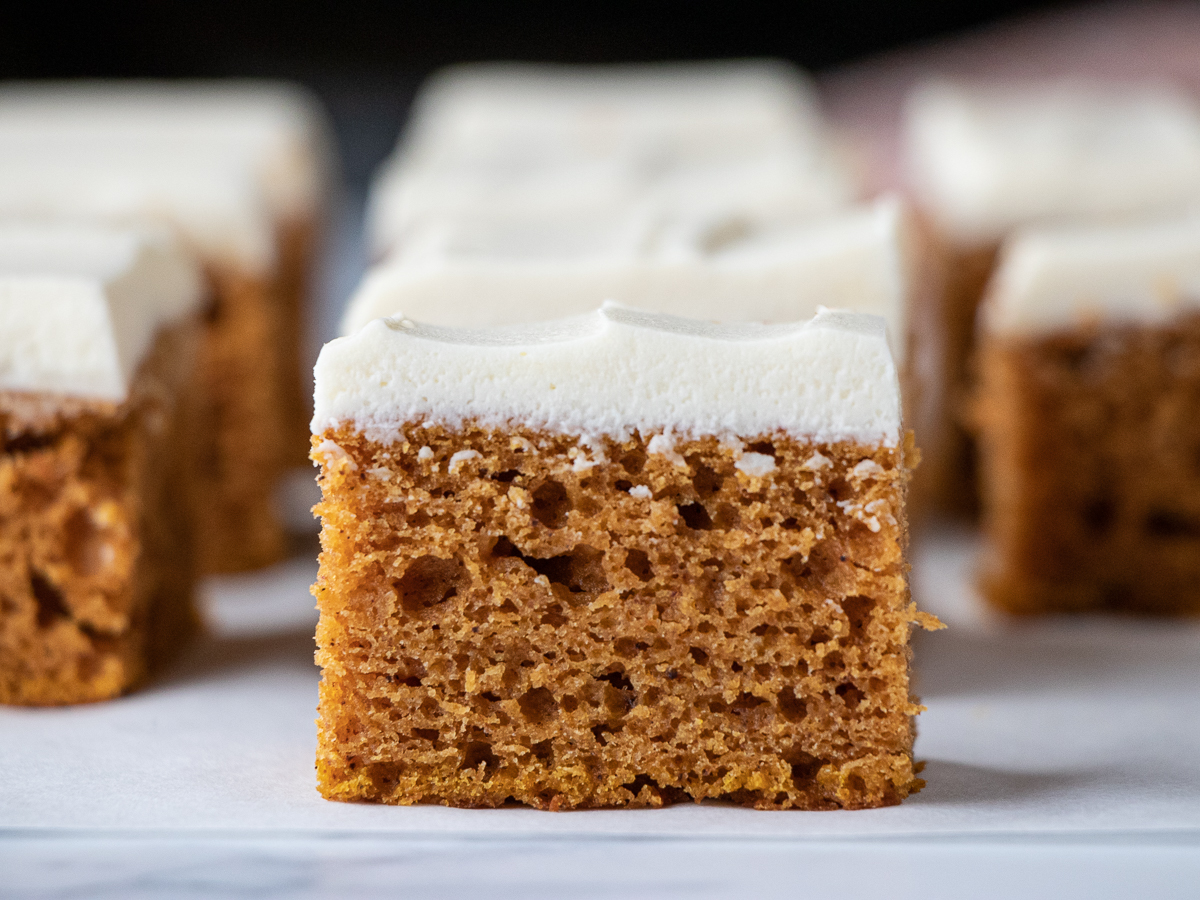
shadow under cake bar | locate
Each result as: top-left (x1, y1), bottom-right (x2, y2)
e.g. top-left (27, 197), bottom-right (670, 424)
top-left (977, 214), bottom-right (1200, 615)
top-left (0, 223), bottom-right (203, 705)
top-left (0, 80), bottom-right (335, 572)
top-left (366, 60), bottom-right (858, 260)
top-left (310, 304), bottom-right (937, 810)
top-left (903, 78), bottom-right (1200, 513)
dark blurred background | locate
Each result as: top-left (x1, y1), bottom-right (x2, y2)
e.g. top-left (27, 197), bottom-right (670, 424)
top-left (5, 1), bottom-right (1063, 187)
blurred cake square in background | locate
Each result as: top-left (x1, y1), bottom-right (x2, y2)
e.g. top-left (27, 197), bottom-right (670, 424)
top-left (977, 213), bottom-right (1200, 616)
top-left (344, 197), bottom-right (914, 346)
top-left (820, 1), bottom-right (1200, 514)
top-left (366, 60), bottom-right (860, 260)
top-left (0, 223), bottom-right (203, 705)
top-left (901, 78), bottom-right (1200, 513)
top-left (0, 80), bottom-right (336, 571)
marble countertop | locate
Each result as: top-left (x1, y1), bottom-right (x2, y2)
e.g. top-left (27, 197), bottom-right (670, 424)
top-left (7, 832), bottom-right (1198, 899)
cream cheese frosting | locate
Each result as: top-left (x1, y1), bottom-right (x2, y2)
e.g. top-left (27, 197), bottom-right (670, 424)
top-left (344, 197), bottom-right (913, 363)
top-left (982, 214), bottom-right (1200, 336)
top-left (0, 223), bottom-right (204, 401)
top-left (400, 60), bottom-right (837, 164)
top-left (0, 80), bottom-right (332, 224)
top-left (0, 155), bottom-right (276, 274)
top-left (368, 144), bottom-right (855, 258)
top-left (367, 60), bottom-right (856, 258)
top-left (313, 304), bottom-right (902, 447)
top-left (904, 80), bottom-right (1200, 246)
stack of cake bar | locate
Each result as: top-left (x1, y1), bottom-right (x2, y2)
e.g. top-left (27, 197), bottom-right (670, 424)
top-left (903, 78), bottom-right (1200, 615)
top-left (357, 61), bottom-right (949, 510)
top-left (904, 80), bottom-right (1200, 510)
top-left (0, 224), bottom-right (203, 704)
top-left (16, 56), bottom-right (1200, 814)
top-left (365, 61), bottom-right (857, 258)
top-left (0, 83), bottom-right (332, 704)
top-left (313, 61), bottom-right (942, 811)
top-left (0, 81), bottom-right (333, 572)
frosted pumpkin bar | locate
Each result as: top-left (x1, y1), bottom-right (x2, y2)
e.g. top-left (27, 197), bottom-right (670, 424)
top-left (0, 80), bottom-right (335, 571)
top-left (977, 214), bottom-right (1200, 615)
top-left (0, 224), bottom-right (203, 705)
top-left (904, 79), bottom-right (1200, 511)
top-left (367, 59), bottom-right (856, 259)
top-left (343, 198), bottom-right (913, 345)
top-left (310, 304), bottom-right (937, 809)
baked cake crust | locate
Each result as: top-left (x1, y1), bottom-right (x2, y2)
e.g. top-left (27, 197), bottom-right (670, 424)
top-left (0, 324), bottom-right (199, 705)
top-left (313, 422), bottom-right (932, 810)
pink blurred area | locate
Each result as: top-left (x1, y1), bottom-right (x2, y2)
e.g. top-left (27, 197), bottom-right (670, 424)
top-left (820, 0), bottom-right (1200, 195)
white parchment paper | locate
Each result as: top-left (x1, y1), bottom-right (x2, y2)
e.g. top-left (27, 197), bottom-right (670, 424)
top-left (3, 529), bottom-right (1199, 838)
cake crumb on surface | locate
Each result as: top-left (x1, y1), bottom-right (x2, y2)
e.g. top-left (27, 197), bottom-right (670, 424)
top-left (735, 451), bottom-right (776, 477)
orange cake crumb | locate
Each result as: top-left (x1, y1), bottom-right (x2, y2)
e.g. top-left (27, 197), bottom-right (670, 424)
top-left (0, 326), bottom-right (199, 705)
top-left (979, 314), bottom-right (1200, 615)
top-left (313, 423), bottom-right (931, 809)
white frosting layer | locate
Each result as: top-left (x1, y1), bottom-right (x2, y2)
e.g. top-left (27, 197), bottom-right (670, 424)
top-left (404, 60), bottom-right (836, 162)
top-left (345, 197), bottom-right (912, 363)
top-left (0, 80), bottom-right (332, 222)
top-left (0, 157), bottom-right (276, 273)
top-left (367, 60), bottom-right (855, 258)
top-left (0, 223), bottom-right (204, 401)
top-left (314, 304), bottom-right (902, 446)
top-left (370, 145), bottom-right (854, 258)
top-left (905, 80), bottom-right (1200, 245)
top-left (983, 214), bottom-right (1200, 336)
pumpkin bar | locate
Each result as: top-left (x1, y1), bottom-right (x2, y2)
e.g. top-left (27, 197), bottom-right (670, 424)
top-left (310, 304), bottom-right (936, 809)
top-left (0, 80), bottom-right (334, 570)
top-left (978, 214), bottom-right (1200, 615)
top-left (367, 59), bottom-right (856, 259)
top-left (904, 79), bottom-right (1200, 512)
top-left (0, 223), bottom-right (202, 704)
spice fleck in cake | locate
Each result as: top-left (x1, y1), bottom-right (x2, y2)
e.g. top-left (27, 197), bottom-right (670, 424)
top-left (311, 304), bottom-right (937, 809)
top-left (0, 224), bottom-right (202, 704)
top-left (978, 215), bottom-right (1200, 615)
